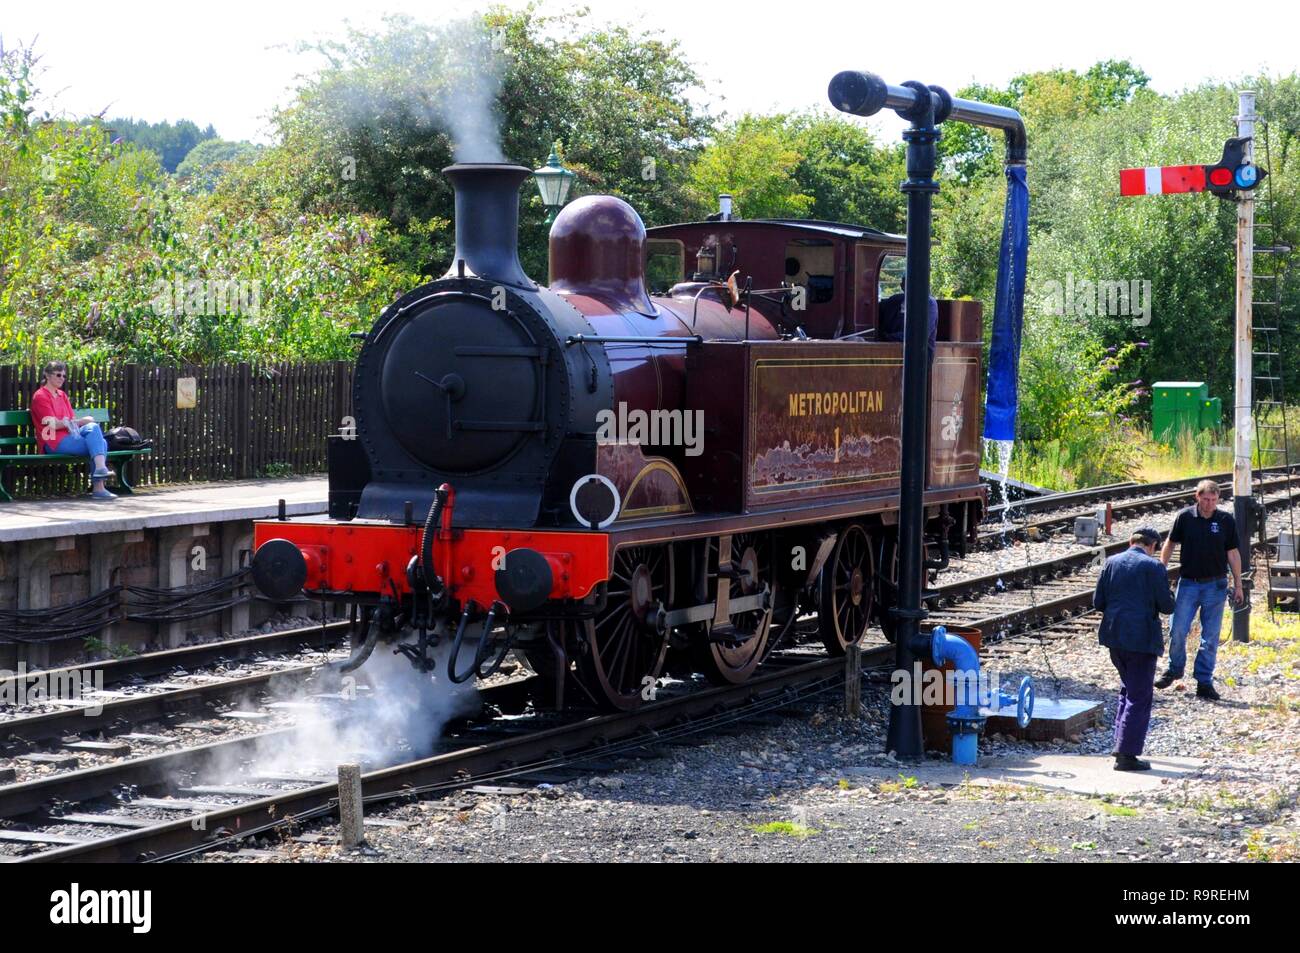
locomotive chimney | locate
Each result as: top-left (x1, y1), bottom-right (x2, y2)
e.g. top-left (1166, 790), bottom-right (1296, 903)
top-left (442, 163), bottom-right (535, 289)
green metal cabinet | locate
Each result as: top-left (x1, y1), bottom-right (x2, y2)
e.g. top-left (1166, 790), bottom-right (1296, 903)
top-left (1153, 381), bottom-right (1218, 442)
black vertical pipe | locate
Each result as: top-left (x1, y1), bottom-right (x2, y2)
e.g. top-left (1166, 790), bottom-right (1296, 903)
top-left (829, 70), bottom-right (1027, 758)
top-left (885, 85), bottom-right (941, 760)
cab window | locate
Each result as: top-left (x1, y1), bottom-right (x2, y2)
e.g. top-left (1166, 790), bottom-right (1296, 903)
top-left (783, 239), bottom-right (835, 303)
top-left (878, 254), bottom-right (905, 300)
top-left (645, 239), bottom-right (685, 293)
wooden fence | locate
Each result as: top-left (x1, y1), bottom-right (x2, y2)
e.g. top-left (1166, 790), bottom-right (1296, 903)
top-left (0, 362), bottom-right (353, 496)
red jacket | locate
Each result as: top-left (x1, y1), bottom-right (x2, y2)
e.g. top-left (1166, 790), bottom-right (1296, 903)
top-left (30, 387), bottom-right (75, 454)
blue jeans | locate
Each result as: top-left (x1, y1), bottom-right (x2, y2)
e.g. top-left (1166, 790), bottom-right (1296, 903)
top-left (53, 423), bottom-right (108, 461)
top-left (1166, 577), bottom-right (1228, 684)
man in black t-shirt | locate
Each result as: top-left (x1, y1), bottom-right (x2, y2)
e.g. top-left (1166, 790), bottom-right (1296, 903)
top-left (1157, 480), bottom-right (1244, 700)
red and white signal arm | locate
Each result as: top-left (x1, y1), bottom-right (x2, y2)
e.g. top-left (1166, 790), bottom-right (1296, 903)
top-left (1120, 138), bottom-right (1264, 198)
top-left (1119, 164), bottom-right (1206, 196)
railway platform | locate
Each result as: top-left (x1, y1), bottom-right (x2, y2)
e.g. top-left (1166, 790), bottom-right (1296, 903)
top-left (0, 477), bottom-right (328, 669)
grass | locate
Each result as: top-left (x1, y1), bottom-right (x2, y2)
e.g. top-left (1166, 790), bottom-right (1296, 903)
top-left (1246, 828), bottom-right (1299, 862)
top-left (952, 780), bottom-right (1048, 803)
top-left (1245, 830), bottom-right (1272, 861)
top-left (877, 774), bottom-right (920, 795)
top-left (751, 821), bottom-right (819, 838)
top-left (1135, 428), bottom-right (1231, 483)
top-left (1098, 801), bottom-right (1140, 817)
top-left (998, 404), bottom-right (1300, 490)
top-left (83, 636), bottom-right (135, 659)
top-left (1219, 613), bottom-right (1300, 678)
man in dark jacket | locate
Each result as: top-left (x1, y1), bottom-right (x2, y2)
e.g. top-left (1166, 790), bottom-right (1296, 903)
top-left (1093, 526), bottom-right (1176, 771)
top-left (876, 277), bottom-right (938, 363)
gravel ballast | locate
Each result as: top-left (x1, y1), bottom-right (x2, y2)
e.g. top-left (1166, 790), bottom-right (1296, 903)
top-left (194, 553), bottom-right (1299, 864)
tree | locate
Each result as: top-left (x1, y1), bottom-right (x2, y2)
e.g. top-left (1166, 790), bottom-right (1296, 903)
top-left (175, 138), bottom-right (260, 190)
top-left (105, 117), bottom-right (218, 172)
top-left (940, 60), bottom-right (1152, 181)
top-left (687, 115), bottom-right (812, 220)
top-left (265, 7), bottom-right (712, 277)
top-left (686, 112), bottom-right (905, 230)
top-left (787, 114), bottom-right (906, 232)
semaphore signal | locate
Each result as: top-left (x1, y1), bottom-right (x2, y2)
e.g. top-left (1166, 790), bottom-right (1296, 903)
top-left (1119, 136), bottom-right (1266, 198)
top-left (1118, 103), bottom-right (1267, 643)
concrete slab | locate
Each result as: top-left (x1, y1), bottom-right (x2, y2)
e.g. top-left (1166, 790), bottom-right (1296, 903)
top-left (54, 813), bottom-right (156, 828)
top-left (844, 752), bottom-right (1209, 797)
top-left (0, 829), bottom-right (90, 845)
top-left (0, 477), bottom-right (327, 543)
top-left (127, 797), bottom-right (224, 811)
top-left (986, 698), bottom-right (1104, 741)
top-left (61, 740), bottom-right (132, 756)
top-left (17, 752), bottom-right (79, 768)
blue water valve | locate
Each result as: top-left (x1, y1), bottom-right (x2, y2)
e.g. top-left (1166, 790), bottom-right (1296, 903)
top-left (1016, 676), bottom-right (1034, 729)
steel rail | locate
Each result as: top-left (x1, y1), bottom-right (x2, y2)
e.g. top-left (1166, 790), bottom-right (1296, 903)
top-left (18, 648), bottom-right (895, 862)
top-left (0, 620), bottom-right (351, 700)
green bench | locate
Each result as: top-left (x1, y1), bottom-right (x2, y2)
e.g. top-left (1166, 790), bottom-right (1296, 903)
top-left (0, 408), bottom-right (152, 501)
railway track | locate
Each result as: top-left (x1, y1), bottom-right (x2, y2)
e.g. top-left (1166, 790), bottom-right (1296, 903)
top-left (946, 481), bottom-right (1300, 643)
top-left (977, 470), bottom-right (1299, 547)
top-left (982, 467), bottom-right (1294, 522)
top-left (3, 473), bottom-right (1296, 862)
top-left (1, 620), bottom-right (350, 699)
top-left (1, 647), bottom-right (891, 862)
top-left (1, 622), bottom-right (352, 756)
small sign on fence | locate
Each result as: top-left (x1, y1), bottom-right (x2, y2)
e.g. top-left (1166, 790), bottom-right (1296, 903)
top-left (176, 376), bottom-right (197, 409)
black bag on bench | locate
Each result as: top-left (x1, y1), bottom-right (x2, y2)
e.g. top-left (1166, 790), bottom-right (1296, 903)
top-left (105, 426), bottom-right (151, 451)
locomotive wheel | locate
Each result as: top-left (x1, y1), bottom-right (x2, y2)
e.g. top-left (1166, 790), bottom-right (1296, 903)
top-left (571, 545), bottom-right (673, 711)
top-left (693, 533), bottom-right (772, 685)
top-left (818, 523), bottom-right (874, 655)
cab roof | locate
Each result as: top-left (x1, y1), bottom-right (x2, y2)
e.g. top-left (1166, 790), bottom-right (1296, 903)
top-left (648, 218), bottom-right (906, 245)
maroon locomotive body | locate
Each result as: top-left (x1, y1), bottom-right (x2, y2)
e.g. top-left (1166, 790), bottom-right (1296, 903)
top-left (250, 165), bottom-right (986, 711)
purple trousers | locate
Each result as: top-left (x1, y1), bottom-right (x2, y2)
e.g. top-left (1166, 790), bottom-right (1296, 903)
top-left (1109, 647), bottom-right (1157, 756)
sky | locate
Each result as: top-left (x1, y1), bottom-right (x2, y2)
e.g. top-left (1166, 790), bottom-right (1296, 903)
top-left (5, 0), bottom-right (1300, 146)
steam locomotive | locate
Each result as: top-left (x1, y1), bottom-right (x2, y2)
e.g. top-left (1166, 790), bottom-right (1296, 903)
top-left (249, 162), bottom-right (987, 710)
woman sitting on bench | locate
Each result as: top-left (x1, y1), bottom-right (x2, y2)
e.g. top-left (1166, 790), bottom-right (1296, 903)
top-left (30, 360), bottom-right (115, 500)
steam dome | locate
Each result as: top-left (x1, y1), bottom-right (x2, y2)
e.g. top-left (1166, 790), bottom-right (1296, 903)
top-left (548, 195), bottom-right (655, 315)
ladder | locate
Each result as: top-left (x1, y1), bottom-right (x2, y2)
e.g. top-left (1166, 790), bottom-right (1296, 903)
top-left (1249, 121), bottom-right (1299, 614)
